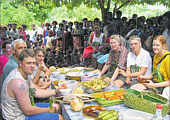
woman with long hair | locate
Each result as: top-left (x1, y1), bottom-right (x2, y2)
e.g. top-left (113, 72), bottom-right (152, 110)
top-left (28, 47), bottom-right (51, 89)
top-left (99, 35), bottom-right (129, 87)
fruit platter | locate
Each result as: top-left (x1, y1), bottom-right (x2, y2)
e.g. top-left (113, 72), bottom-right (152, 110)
top-left (81, 77), bottom-right (109, 92)
top-left (92, 89), bottom-right (126, 106)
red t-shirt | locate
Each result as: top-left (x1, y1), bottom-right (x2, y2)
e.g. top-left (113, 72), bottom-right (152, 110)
top-left (0, 54), bottom-right (9, 76)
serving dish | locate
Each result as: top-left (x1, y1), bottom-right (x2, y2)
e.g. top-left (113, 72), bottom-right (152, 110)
top-left (55, 94), bottom-right (95, 104)
top-left (83, 105), bottom-right (106, 118)
top-left (92, 89), bottom-right (126, 106)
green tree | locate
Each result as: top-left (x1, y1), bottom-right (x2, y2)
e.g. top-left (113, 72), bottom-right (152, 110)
top-left (1, 0), bottom-right (40, 29)
top-left (6, 0), bottom-right (170, 24)
top-left (1, 0), bottom-right (169, 27)
top-left (46, 4), bottom-right (101, 23)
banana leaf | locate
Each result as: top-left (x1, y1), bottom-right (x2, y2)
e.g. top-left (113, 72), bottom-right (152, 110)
top-left (124, 89), bottom-right (169, 116)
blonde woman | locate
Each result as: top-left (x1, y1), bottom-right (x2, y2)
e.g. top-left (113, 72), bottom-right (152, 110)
top-left (99, 35), bottom-right (129, 87)
top-left (133, 35), bottom-right (170, 92)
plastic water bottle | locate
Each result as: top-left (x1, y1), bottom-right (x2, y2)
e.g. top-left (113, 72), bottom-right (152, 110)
top-left (118, 112), bottom-right (123, 120)
top-left (49, 97), bottom-right (54, 109)
top-left (152, 104), bottom-right (163, 120)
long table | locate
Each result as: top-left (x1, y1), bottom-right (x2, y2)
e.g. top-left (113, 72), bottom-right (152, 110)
top-left (65, 103), bottom-right (170, 120)
top-left (50, 68), bottom-right (170, 120)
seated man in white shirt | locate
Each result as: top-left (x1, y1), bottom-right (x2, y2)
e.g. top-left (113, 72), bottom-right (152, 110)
top-left (118, 35), bottom-right (152, 89)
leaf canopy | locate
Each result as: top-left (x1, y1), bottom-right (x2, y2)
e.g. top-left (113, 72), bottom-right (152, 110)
top-left (53, 0), bottom-right (170, 8)
top-left (7, 0), bottom-right (170, 8)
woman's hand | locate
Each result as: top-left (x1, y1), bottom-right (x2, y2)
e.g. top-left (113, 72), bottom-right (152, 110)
top-left (125, 77), bottom-right (131, 84)
top-left (38, 63), bottom-right (46, 72)
top-left (98, 72), bottom-right (103, 78)
top-left (143, 80), bottom-right (155, 88)
top-left (44, 74), bottom-right (51, 82)
top-left (118, 69), bottom-right (127, 77)
top-left (46, 70), bottom-right (51, 76)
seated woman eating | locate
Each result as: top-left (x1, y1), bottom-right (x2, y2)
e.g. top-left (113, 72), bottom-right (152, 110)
top-left (132, 35), bottom-right (170, 93)
top-left (99, 35), bottom-right (129, 87)
top-left (29, 47), bottom-right (51, 89)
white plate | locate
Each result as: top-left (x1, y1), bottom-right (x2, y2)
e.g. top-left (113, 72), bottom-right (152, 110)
top-left (67, 71), bottom-right (83, 77)
top-left (122, 109), bottom-right (153, 120)
top-left (72, 67), bottom-right (84, 70)
top-left (56, 67), bottom-right (71, 72)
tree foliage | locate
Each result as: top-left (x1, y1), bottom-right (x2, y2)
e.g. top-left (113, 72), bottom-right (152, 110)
top-left (8, 0), bottom-right (170, 11)
top-left (1, 0), bottom-right (169, 28)
top-left (0, 0), bottom-right (40, 29)
top-left (46, 4), bottom-right (101, 22)
top-left (6, 0), bottom-right (170, 23)
top-left (8, 0), bottom-right (55, 23)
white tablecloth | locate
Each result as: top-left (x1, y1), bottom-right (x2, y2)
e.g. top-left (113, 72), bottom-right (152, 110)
top-left (65, 103), bottom-right (170, 120)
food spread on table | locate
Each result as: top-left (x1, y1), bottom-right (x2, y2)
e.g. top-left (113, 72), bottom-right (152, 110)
top-left (55, 94), bottom-right (95, 104)
top-left (49, 66), bottom-right (57, 72)
top-left (81, 77), bottom-right (109, 91)
top-left (50, 67), bottom-right (170, 120)
top-left (96, 110), bottom-right (119, 120)
top-left (92, 89), bottom-right (126, 106)
top-left (70, 97), bottom-right (84, 112)
top-left (83, 105), bottom-right (106, 118)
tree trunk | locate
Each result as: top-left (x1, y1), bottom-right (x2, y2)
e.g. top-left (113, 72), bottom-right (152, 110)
top-left (23, 0), bottom-right (25, 6)
top-left (98, 0), bottom-right (111, 25)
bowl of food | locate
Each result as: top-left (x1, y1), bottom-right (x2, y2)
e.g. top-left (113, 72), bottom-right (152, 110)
top-left (66, 72), bottom-right (82, 80)
top-left (49, 66), bottom-right (57, 72)
top-left (83, 105), bottom-right (106, 118)
top-left (65, 80), bottom-right (78, 89)
top-left (59, 88), bottom-right (72, 96)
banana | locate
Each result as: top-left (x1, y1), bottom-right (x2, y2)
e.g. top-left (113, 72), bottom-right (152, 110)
top-left (97, 110), bottom-right (118, 120)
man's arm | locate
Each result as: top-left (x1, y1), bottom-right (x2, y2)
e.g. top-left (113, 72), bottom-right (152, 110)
top-left (9, 79), bottom-right (51, 115)
top-left (126, 67), bottom-right (131, 84)
top-left (34, 88), bottom-right (56, 98)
